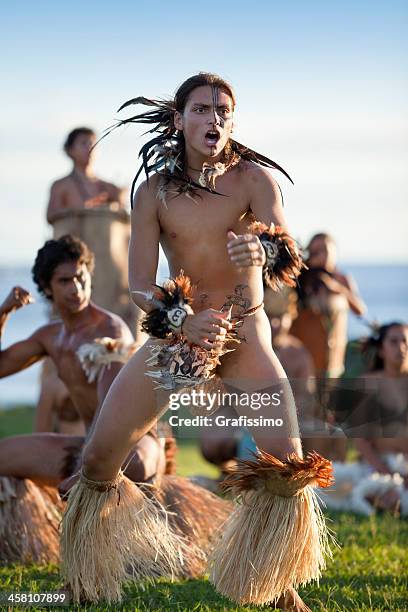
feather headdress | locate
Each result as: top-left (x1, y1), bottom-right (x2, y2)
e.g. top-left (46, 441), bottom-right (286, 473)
top-left (99, 93), bottom-right (294, 207)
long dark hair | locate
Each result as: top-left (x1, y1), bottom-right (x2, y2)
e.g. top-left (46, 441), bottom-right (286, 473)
top-left (294, 233), bottom-right (337, 305)
top-left (362, 321), bottom-right (406, 371)
top-left (305, 232), bottom-right (334, 266)
top-left (101, 72), bottom-right (293, 207)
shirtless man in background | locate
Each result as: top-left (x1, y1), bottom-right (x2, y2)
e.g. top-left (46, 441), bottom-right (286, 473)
top-left (43, 127), bottom-right (136, 431)
top-left (0, 235), bottom-right (165, 488)
top-left (46, 127), bottom-right (126, 223)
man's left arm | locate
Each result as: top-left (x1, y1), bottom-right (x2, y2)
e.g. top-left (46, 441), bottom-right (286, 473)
top-left (341, 274), bottom-right (366, 316)
top-left (97, 361), bottom-right (124, 410)
top-left (227, 167), bottom-right (298, 272)
top-left (248, 166), bottom-right (288, 229)
top-left (83, 361), bottom-right (124, 440)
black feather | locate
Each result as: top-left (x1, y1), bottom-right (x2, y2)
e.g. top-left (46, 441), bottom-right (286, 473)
top-left (99, 96), bottom-right (294, 208)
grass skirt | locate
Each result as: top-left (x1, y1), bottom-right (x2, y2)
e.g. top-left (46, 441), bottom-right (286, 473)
top-left (209, 451), bottom-right (334, 605)
top-left (0, 476), bottom-right (62, 564)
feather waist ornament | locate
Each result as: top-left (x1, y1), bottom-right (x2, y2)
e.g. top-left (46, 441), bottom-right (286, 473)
top-left (135, 272), bottom-right (238, 391)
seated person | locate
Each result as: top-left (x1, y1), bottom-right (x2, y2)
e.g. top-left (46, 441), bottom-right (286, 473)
top-left (0, 235), bottom-right (166, 490)
top-left (35, 358), bottom-right (85, 436)
top-left (319, 322), bottom-right (408, 515)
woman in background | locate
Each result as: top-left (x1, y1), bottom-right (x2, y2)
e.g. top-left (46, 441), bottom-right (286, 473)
top-left (291, 232), bottom-right (366, 380)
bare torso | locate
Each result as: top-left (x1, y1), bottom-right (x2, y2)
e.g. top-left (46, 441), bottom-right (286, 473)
top-left (156, 164), bottom-right (281, 382)
top-left (47, 174), bottom-right (123, 221)
top-left (291, 270), bottom-right (349, 376)
top-left (361, 371), bottom-right (408, 454)
top-left (39, 305), bottom-right (133, 428)
top-left (159, 164), bottom-right (263, 311)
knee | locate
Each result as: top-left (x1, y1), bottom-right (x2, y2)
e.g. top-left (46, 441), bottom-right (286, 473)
top-left (200, 437), bottom-right (236, 466)
top-left (257, 437), bottom-right (303, 460)
top-left (81, 443), bottom-right (111, 480)
top-left (124, 437), bottom-right (164, 482)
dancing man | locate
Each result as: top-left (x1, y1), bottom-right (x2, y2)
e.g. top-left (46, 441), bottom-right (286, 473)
top-left (61, 72), bottom-right (334, 609)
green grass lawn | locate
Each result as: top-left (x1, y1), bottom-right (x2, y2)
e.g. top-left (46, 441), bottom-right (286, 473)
top-left (0, 404), bottom-right (35, 437)
top-left (0, 406), bottom-right (407, 611)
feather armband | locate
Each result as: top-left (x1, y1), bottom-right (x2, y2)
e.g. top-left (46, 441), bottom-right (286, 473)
top-left (134, 272), bottom-right (194, 339)
top-left (76, 338), bottom-right (138, 383)
top-left (250, 222), bottom-right (305, 290)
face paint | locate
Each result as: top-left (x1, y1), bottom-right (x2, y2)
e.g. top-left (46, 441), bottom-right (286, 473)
top-left (211, 85), bottom-right (225, 128)
top-left (110, 81), bottom-right (293, 207)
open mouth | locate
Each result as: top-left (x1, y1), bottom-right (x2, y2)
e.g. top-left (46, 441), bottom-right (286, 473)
top-left (70, 297), bottom-right (83, 306)
top-left (205, 130), bottom-right (221, 146)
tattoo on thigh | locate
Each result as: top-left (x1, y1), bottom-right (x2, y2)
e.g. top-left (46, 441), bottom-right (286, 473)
top-left (221, 284), bottom-right (250, 342)
top-left (221, 284), bottom-right (250, 314)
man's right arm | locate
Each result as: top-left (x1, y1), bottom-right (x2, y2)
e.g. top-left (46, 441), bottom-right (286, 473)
top-left (128, 180), bottom-right (233, 347)
top-left (0, 331), bottom-right (46, 378)
top-left (128, 180), bottom-right (161, 314)
top-left (0, 325), bottom-right (47, 378)
top-left (46, 180), bottom-right (65, 224)
top-left (0, 287), bottom-right (46, 377)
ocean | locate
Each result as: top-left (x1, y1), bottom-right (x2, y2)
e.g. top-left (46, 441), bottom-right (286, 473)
top-left (0, 263), bottom-right (407, 406)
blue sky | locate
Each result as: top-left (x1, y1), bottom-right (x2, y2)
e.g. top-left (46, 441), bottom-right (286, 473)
top-left (1, 0), bottom-right (407, 264)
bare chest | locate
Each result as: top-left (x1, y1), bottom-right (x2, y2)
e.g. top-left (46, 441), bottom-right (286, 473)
top-left (159, 178), bottom-right (252, 251)
top-left (45, 330), bottom-right (96, 403)
top-left (63, 178), bottom-right (109, 208)
top-left (376, 379), bottom-right (408, 414)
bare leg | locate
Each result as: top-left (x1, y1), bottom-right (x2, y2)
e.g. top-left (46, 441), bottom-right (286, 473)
top-left (219, 314), bottom-right (302, 459)
top-left (123, 434), bottom-right (166, 482)
top-left (0, 433), bottom-right (84, 486)
top-left (61, 341), bottom-right (181, 603)
top-left (82, 339), bottom-right (169, 481)
top-left (58, 433), bottom-right (165, 496)
top-left (275, 588), bottom-right (312, 611)
top-left (212, 316), bottom-right (317, 609)
top-left (200, 436), bottom-right (237, 469)
top-left (200, 405), bottom-right (239, 469)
